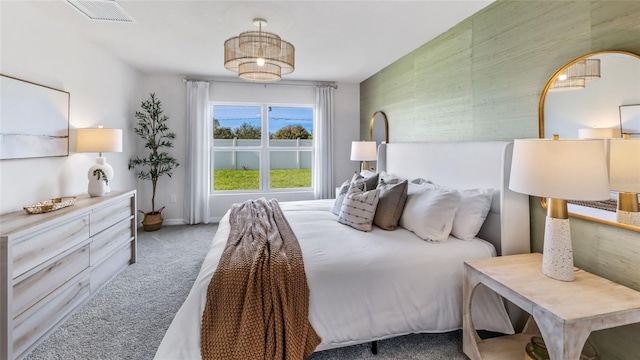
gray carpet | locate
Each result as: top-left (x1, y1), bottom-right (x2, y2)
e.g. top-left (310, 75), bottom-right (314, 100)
top-left (26, 224), bottom-right (467, 360)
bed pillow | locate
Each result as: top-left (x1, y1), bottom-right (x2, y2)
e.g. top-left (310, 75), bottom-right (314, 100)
top-left (451, 189), bottom-right (494, 240)
top-left (378, 171), bottom-right (402, 185)
top-left (373, 179), bottom-right (408, 230)
top-left (338, 186), bottom-right (381, 232)
top-left (331, 172), bottom-right (363, 215)
top-left (412, 180), bottom-right (494, 240)
top-left (359, 172), bottom-right (379, 191)
top-left (359, 169), bottom-right (377, 179)
top-left (399, 183), bottom-right (462, 242)
top-left (410, 178), bottom-right (436, 186)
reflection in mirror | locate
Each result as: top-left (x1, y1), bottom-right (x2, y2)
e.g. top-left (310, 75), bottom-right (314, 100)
top-left (538, 50), bottom-right (640, 232)
top-left (369, 111), bottom-right (389, 171)
top-left (369, 111), bottom-right (389, 145)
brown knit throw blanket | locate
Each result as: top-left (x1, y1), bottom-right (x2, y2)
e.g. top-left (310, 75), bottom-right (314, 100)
top-left (200, 198), bottom-right (321, 360)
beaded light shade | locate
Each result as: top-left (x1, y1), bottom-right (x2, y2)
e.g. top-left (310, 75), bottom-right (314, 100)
top-left (224, 18), bottom-right (295, 83)
top-left (549, 77), bottom-right (585, 91)
top-left (549, 58), bottom-right (600, 92)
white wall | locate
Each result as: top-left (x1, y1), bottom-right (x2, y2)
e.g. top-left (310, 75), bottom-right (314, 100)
top-left (135, 76), bottom-right (360, 222)
top-left (0, 2), bottom-right (140, 214)
top-left (136, 75), bottom-right (187, 222)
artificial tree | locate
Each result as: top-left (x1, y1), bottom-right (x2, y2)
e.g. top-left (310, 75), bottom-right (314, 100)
top-left (128, 93), bottom-right (179, 231)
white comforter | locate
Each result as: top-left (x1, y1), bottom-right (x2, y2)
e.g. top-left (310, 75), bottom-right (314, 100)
top-left (155, 199), bottom-right (514, 359)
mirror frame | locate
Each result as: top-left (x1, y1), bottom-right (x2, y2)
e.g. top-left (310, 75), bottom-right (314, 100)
top-left (538, 50), bottom-right (640, 232)
top-left (369, 111), bottom-right (389, 143)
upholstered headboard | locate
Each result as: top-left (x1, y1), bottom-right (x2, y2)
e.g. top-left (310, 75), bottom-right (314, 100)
top-left (377, 141), bottom-right (530, 256)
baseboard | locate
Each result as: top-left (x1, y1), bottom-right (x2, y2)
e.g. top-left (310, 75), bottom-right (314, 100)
top-left (137, 218), bottom-right (221, 227)
top-left (163, 218), bottom-right (187, 226)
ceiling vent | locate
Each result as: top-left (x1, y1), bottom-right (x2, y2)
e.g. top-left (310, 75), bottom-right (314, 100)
top-left (66, 0), bottom-right (135, 22)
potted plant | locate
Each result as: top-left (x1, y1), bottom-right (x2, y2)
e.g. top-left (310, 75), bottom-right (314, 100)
top-left (88, 168), bottom-right (109, 197)
top-left (128, 93), bottom-right (179, 231)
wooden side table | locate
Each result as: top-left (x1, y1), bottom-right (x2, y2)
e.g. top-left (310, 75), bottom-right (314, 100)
top-left (463, 253), bottom-right (640, 360)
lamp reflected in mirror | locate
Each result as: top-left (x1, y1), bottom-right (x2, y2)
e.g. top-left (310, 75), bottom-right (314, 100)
top-left (539, 50), bottom-right (640, 232)
top-left (609, 135), bottom-right (640, 226)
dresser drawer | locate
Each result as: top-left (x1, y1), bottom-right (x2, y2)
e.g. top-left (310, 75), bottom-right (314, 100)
top-left (12, 215), bottom-right (89, 279)
top-left (13, 245), bottom-right (90, 318)
top-left (91, 217), bottom-right (133, 266)
top-left (12, 271), bottom-right (90, 359)
top-left (90, 197), bottom-right (133, 236)
top-left (91, 241), bottom-right (132, 294)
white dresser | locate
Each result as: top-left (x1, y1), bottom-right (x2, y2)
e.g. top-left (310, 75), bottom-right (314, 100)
top-left (0, 190), bottom-right (137, 360)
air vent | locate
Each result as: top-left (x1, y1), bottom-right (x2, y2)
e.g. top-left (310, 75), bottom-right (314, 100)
top-left (66, 0), bottom-right (135, 22)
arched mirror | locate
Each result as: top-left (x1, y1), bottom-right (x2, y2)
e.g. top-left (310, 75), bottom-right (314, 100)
top-left (369, 111), bottom-right (389, 145)
top-left (538, 50), bottom-right (640, 232)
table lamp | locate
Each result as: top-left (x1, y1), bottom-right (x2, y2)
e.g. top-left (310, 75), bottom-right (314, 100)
top-left (609, 134), bottom-right (640, 226)
top-left (350, 141), bottom-right (377, 171)
top-left (77, 127), bottom-right (123, 193)
top-left (578, 127), bottom-right (621, 139)
top-left (509, 136), bottom-right (610, 281)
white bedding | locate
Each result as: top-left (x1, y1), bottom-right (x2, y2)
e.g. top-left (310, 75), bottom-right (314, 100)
top-left (155, 199), bottom-right (514, 359)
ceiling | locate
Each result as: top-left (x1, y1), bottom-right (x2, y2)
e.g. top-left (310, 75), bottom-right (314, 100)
top-left (26, 0), bottom-right (495, 84)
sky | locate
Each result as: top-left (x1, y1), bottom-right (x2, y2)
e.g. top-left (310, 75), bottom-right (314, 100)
top-left (213, 105), bottom-right (313, 134)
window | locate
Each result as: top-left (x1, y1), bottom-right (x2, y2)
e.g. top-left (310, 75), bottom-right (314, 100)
top-left (212, 104), bottom-right (314, 192)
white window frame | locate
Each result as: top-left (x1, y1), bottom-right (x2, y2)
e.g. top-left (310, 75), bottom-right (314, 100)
top-left (211, 102), bottom-right (315, 194)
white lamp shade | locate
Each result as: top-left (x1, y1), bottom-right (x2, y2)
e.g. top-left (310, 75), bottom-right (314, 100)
top-left (609, 138), bottom-right (640, 193)
top-left (350, 141), bottom-right (377, 161)
top-left (509, 139), bottom-right (610, 200)
top-left (77, 128), bottom-right (123, 153)
top-left (578, 127), bottom-right (621, 139)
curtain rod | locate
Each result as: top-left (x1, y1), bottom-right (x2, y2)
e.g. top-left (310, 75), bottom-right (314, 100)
top-left (182, 77), bottom-right (338, 89)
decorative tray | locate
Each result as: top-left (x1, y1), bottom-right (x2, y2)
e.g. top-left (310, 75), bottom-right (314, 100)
top-left (23, 197), bottom-right (77, 215)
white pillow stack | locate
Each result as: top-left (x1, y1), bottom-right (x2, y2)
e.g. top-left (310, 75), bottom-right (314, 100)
top-left (451, 189), bottom-right (494, 240)
top-left (399, 183), bottom-right (462, 242)
top-left (399, 179), bottom-right (494, 241)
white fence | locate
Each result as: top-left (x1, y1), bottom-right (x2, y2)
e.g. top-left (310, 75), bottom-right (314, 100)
top-left (213, 138), bottom-right (312, 171)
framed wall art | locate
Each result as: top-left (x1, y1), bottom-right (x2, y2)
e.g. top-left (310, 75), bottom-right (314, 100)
top-left (619, 104), bottom-right (640, 138)
top-left (0, 74), bottom-right (70, 160)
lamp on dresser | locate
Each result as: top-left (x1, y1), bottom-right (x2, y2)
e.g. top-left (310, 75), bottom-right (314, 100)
top-left (76, 127), bottom-right (123, 194)
top-left (609, 134), bottom-right (640, 226)
top-left (350, 141), bottom-right (377, 171)
top-left (509, 136), bottom-right (610, 281)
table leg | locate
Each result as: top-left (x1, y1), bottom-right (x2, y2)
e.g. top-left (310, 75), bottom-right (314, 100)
top-left (533, 308), bottom-right (590, 360)
top-left (462, 264), bottom-right (482, 360)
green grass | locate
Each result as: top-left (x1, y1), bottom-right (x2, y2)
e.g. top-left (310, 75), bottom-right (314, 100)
top-left (270, 169), bottom-right (312, 189)
top-left (213, 169), bottom-right (260, 190)
top-left (213, 169), bottom-right (311, 191)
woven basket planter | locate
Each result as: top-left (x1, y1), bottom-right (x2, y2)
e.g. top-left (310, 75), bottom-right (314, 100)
top-left (140, 207), bottom-right (164, 232)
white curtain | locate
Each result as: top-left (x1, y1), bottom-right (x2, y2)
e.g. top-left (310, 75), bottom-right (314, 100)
top-left (313, 86), bottom-right (335, 199)
top-left (183, 81), bottom-right (211, 224)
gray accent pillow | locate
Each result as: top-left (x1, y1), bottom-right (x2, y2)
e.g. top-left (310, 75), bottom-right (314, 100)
top-left (373, 179), bottom-right (408, 230)
top-left (356, 172), bottom-right (378, 191)
top-left (338, 186), bottom-right (381, 232)
top-left (331, 172), bottom-right (365, 215)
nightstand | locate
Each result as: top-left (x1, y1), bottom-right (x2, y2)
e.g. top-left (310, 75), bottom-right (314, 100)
top-left (462, 253), bottom-right (640, 360)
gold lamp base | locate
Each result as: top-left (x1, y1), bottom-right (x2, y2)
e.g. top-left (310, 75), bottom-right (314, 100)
top-left (360, 161), bottom-right (375, 172)
top-left (618, 192), bottom-right (639, 212)
top-left (617, 192), bottom-right (640, 226)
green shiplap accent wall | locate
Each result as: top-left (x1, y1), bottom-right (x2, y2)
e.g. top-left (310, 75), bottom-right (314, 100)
top-left (361, 1), bottom-right (640, 358)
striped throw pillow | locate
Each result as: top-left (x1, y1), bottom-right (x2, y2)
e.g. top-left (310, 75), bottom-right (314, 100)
top-left (338, 185), bottom-right (380, 232)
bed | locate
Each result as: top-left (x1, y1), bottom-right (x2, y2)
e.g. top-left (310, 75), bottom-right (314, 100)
top-left (154, 141), bottom-right (531, 359)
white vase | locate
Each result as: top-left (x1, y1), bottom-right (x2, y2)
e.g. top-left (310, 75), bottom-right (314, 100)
top-left (88, 176), bottom-right (107, 197)
top-left (88, 157), bottom-right (113, 193)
